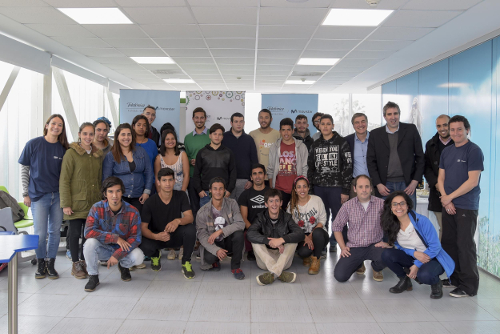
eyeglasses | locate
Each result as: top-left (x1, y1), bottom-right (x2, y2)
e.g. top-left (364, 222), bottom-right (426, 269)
top-left (391, 201), bottom-right (407, 208)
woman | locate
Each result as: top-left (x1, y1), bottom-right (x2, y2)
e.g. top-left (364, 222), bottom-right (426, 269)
top-left (102, 123), bottom-right (154, 213)
top-left (287, 176), bottom-right (328, 275)
top-left (132, 114), bottom-right (157, 172)
top-left (18, 114), bottom-right (69, 280)
top-left (93, 117), bottom-right (113, 155)
top-left (60, 122), bottom-right (103, 280)
top-left (381, 191), bottom-right (455, 299)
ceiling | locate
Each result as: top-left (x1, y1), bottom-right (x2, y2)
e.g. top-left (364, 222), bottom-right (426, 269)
top-left (0, 0), bottom-right (496, 93)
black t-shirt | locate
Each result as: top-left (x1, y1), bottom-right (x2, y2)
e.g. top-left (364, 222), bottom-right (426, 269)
top-left (238, 186), bottom-right (269, 225)
top-left (142, 191), bottom-right (191, 233)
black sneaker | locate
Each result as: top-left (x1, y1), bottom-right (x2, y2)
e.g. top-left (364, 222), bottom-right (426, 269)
top-left (46, 258), bottom-right (59, 279)
top-left (35, 258), bottom-right (47, 279)
top-left (247, 251), bottom-right (256, 261)
top-left (151, 251), bottom-right (162, 272)
top-left (442, 279), bottom-right (455, 288)
top-left (450, 287), bottom-right (470, 298)
top-left (118, 263), bottom-right (132, 282)
top-left (232, 268), bottom-right (245, 280)
top-left (329, 245), bottom-right (337, 253)
top-left (389, 276), bottom-right (413, 293)
top-left (181, 261), bottom-right (195, 279)
top-left (85, 275), bottom-right (100, 292)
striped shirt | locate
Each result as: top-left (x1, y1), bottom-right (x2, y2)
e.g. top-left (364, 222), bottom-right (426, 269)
top-left (332, 196), bottom-right (384, 248)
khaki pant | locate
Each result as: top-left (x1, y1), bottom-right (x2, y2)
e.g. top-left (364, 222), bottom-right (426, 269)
top-left (252, 243), bottom-right (297, 277)
top-left (434, 211), bottom-right (443, 240)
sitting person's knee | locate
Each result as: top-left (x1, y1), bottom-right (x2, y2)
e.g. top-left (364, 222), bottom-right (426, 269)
top-left (334, 268), bottom-right (350, 283)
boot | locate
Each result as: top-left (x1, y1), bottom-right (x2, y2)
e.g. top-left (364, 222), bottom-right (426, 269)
top-left (430, 280), bottom-right (443, 299)
top-left (46, 258), bottom-right (59, 279)
top-left (303, 255), bottom-right (312, 267)
top-left (389, 276), bottom-right (413, 293)
top-left (71, 260), bottom-right (88, 279)
top-left (308, 256), bottom-right (320, 275)
top-left (35, 258), bottom-right (46, 279)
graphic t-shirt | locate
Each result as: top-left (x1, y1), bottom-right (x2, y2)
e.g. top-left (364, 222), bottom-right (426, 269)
top-left (238, 186), bottom-right (270, 225)
top-left (275, 141), bottom-right (297, 194)
top-left (212, 205), bottom-right (227, 242)
top-left (287, 195), bottom-right (327, 234)
top-left (249, 129), bottom-right (281, 179)
top-left (141, 191), bottom-right (191, 233)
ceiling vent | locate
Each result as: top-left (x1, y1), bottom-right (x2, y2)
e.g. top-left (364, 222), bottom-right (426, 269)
top-left (290, 71), bottom-right (324, 77)
top-left (151, 69), bottom-right (182, 75)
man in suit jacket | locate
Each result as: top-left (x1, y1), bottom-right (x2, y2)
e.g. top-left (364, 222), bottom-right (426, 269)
top-left (366, 101), bottom-right (425, 205)
top-left (345, 113), bottom-right (370, 199)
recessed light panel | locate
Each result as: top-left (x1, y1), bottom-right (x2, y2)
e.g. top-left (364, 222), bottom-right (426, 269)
top-left (131, 57), bottom-right (175, 64)
top-left (322, 9), bottom-right (393, 27)
top-left (164, 79), bottom-right (195, 84)
top-left (58, 8), bottom-right (133, 24)
top-left (285, 80), bottom-right (315, 85)
top-left (298, 58), bottom-right (340, 66)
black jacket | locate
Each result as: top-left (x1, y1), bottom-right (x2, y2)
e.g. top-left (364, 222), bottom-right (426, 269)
top-left (192, 144), bottom-right (237, 194)
top-left (367, 122), bottom-right (425, 188)
top-left (293, 129), bottom-right (314, 152)
top-left (345, 133), bottom-right (355, 158)
top-left (149, 126), bottom-right (160, 148)
top-left (247, 210), bottom-right (304, 246)
top-left (424, 133), bottom-right (454, 212)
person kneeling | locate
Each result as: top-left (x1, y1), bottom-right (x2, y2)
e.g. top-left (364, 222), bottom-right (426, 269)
top-left (381, 191), bottom-right (455, 299)
top-left (197, 177), bottom-right (246, 279)
top-left (83, 177), bottom-right (144, 292)
top-left (139, 168), bottom-right (196, 279)
top-left (247, 189), bottom-right (305, 285)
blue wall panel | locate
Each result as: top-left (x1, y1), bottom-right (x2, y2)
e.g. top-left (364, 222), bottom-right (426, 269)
top-left (396, 71), bottom-right (419, 126)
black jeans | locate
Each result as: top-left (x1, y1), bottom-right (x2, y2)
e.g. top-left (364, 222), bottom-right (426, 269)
top-left (140, 224), bottom-right (196, 263)
top-left (123, 197), bottom-right (143, 215)
top-left (280, 191), bottom-right (291, 211)
top-left (314, 186), bottom-right (342, 247)
top-left (188, 182), bottom-right (201, 220)
top-left (297, 229), bottom-right (329, 258)
top-left (203, 230), bottom-right (244, 270)
top-left (441, 208), bottom-right (479, 295)
top-left (69, 218), bottom-right (86, 263)
top-left (382, 248), bottom-right (444, 285)
top-left (334, 244), bottom-right (386, 282)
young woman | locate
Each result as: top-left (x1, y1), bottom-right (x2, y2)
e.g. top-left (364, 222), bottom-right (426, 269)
top-left (132, 114), bottom-right (157, 172)
top-left (93, 117), bottom-right (113, 155)
top-left (287, 176), bottom-right (328, 275)
top-left (381, 191), bottom-right (455, 299)
top-left (18, 114), bottom-right (69, 280)
top-left (60, 122), bottom-right (103, 280)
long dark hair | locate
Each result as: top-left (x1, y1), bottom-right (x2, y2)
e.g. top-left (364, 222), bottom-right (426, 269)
top-left (160, 129), bottom-right (180, 156)
top-left (289, 176), bottom-right (309, 219)
top-left (381, 191), bottom-right (414, 246)
top-left (132, 114), bottom-right (150, 138)
top-left (43, 114), bottom-right (69, 149)
top-left (111, 123), bottom-right (135, 163)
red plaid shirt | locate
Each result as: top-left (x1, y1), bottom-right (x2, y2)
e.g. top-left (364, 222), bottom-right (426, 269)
top-left (332, 196), bottom-right (384, 248)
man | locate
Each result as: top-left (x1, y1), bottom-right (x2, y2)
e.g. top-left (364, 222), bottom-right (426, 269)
top-left (197, 177), bottom-right (245, 280)
top-left (293, 114), bottom-right (314, 151)
top-left (222, 112), bottom-right (259, 201)
top-left (139, 168), bottom-right (196, 278)
top-left (192, 123), bottom-right (237, 208)
top-left (438, 115), bottom-right (483, 298)
top-left (424, 114), bottom-right (454, 240)
top-left (311, 112), bottom-right (324, 141)
top-left (238, 163), bottom-right (270, 261)
top-left (367, 101), bottom-right (425, 206)
top-left (184, 107), bottom-right (211, 216)
top-left (247, 189), bottom-right (304, 285)
top-left (83, 177), bottom-right (144, 292)
top-left (332, 175), bottom-right (387, 282)
top-left (249, 109), bottom-right (281, 183)
top-left (143, 105), bottom-right (160, 147)
top-left (308, 114), bottom-right (352, 252)
top-left (345, 113), bottom-right (370, 198)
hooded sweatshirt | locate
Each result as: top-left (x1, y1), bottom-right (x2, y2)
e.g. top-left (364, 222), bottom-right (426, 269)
top-left (267, 137), bottom-right (308, 190)
top-left (293, 128), bottom-right (314, 152)
top-left (192, 144), bottom-right (237, 193)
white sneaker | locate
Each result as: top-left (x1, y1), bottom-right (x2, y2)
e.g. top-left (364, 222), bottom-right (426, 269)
top-left (167, 249), bottom-right (176, 260)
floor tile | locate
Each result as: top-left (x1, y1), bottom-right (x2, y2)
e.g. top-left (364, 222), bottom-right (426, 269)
top-left (189, 299), bottom-right (250, 322)
top-left (251, 278), bottom-right (306, 300)
top-left (363, 299), bottom-right (436, 322)
top-left (92, 276), bottom-right (152, 298)
top-left (184, 321), bottom-right (250, 334)
top-left (35, 278), bottom-right (88, 296)
top-left (315, 322), bottom-right (384, 334)
top-left (0, 291), bottom-right (32, 317)
top-left (307, 299), bottom-right (375, 323)
top-left (416, 297), bottom-right (497, 321)
top-left (471, 298), bottom-right (500, 320)
top-left (252, 300), bottom-right (313, 323)
top-left (300, 276), bottom-right (359, 300)
top-left (197, 281), bottom-right (251, 299)
top-left (142, 280), bottom-right (200, 299)
top-left (378, 322), bottom-right (450, 334)
top-left (154, 266), bottom-right (204, 281)
top-left (440, 320), bottom-right (500, 334)
top-left (253, 322), bottom-right (318, 334)
top-left (0, 274), bottom-right (51, 294)
top-left (116, 320), bottom-right (186, 334)
top-left (19, 294), bottom-right (84, 317)
top-left (128, 298), bottom-right (194, 321)
top-left (0, 315), bottom-right (62, 334)
top-left (66, 295), bottom-right (138, 319)
top-left (350, 278), bottom-right (419, 300)
top-left (48, 318), bottom-right (123, 334)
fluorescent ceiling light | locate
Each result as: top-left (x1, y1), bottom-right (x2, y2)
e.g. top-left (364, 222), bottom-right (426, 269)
top-left (164, 79), bottom-right (195, 84)
top-left (131, 57), bottom-right (175, 64)
top-left (285, 80), bottom-right (315, 85)
top-left (58, 8), bottom-right (132, 24)
top-left (322, 9), bottom-right (393, 27)
top-left (298, 58), bottom-right (340, 66)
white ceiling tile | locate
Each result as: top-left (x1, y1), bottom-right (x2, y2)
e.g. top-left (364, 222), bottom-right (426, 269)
top-left (346, 50), bottom-right (394, 59)
top-left (0, 0), bottom-right (47, 6)
top-left (174, 58), bottom-right (216, 64)
top-left (122, 7), bottom-right (195, 25)
top-left (84, 25), bottom-right (149, 38)
top-left (368, 27), bottom-right (434, 41)
top-left (116, 48), bottom-right (166, 57)
top-left (403, 0), bottom-right (482, 10)
top-left (314, 26), bottom-right (375, 39)
top-left (89, 56), bottom-right (136, 64)
top-left (261, 0), bottom-right (333, 8)
top-left (199, 25), bottom-right (256, 38)
top-left (206, 39), bottom-right (255, 49)
top-left (215, 58), bottom-right (255, 65)
top-left (300, 50), bottom-right (348, 58)
top-left (356, 40), bottom-right (413, 51)
top-left (189, 74), bottom-right (223, 79)
top-left (260, 7), bottom-right (328, 25)
top-left (307, 39), bottom-right (361, 50)
top-left (337, 58), bottom-right (381, 67)
top-left (259, 25), bottom-right (316, 39)
top-left (43, 0), bottom-right (117, 7)
top-left (191, 7), bottom-right (257, 25)
top-left (210, 49), bottom-right (255, 57)
top-left (144, 64), bottom-right (183, 71)
top-left (293, 65), bottom-right (332, 72)
top-left (26, 24), bottom-right (95, 37)
top-left (105, 63), bottom-right (146, 70)
top-left (332, 0), bottom-right (407, 10)
top-left (164, 49), bottom-right (211, 57)
top-left (71, 48), bottom-right (125, 57)
top-left (258, 39), bottom-right (308, 50)
top-left (141, 25), bottom-right (202, 38)
top-left (180, 64), bottom-right (219, 71)
top-left (218, 64), bottom-right (254, 71)
top-left (188, 0), bottom-right (259, 6)
top-left (116, 0), bottom-right (186, 6)
top-left (219, 69), bottom-right (254, 75)
top-left (51, 37), bottom-right (110, 48)
top-left (258, 50), bottom-right (302, 58)
top-left (257, 58), bottom-right (297, 65)
top-left (0, 7), bottom-right (75, 24)
top-left (256, 65), bottom-right (293, 71)
top-left (154, 38), bottom-right (206, 48)
top-left (102, 39), bottom-right (158, 48)
top-left (383, 10), bottom-right (462, 28)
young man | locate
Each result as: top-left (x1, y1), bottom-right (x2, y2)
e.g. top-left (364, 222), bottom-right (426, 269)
top-left (332, 175), bottom-right (388, 282)
top-left (311, 112), bottom-right (324, 141)
top-left (192, 123), bottom-right (237, 208)
top-left (247, 189), bottom-right (304, 285)
top-left (197, 177), bottom-right (245, 280)
top-left (424, 114), bottom-right (454, 240)
top-left (238, 163), bottom-right (270, 261)
top-left (293, 114), bottom-right (314, 151)
top-left (139, 168), bottom-right (196, 279)
top-left (222, 112), bottom-right (259, 201)
top-left (367, 101), bottom-right (425, 205)
top-left (249, 109), bottom-right (281, 183)
top-left (438, 115), bottom-right (483, 298)
top-left (83, 177), bottom-right (144, 292)
top-left (268, 118), bottom-right (308, 210)
top-left (345, 113), bottom-right (371, 198)
top-left (143, 105), bottom-right (160, 147)
top-left (308, 114), bottom-right (352, 251)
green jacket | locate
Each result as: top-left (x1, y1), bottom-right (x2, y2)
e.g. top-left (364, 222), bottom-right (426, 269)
top-left (60, 142), bottom-right (104, 220)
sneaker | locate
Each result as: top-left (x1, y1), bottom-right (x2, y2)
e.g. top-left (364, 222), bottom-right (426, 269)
top-left (66, 250), bottom-right (71, 261)
top-left (232, 268), bottom-right (245, 280)
top-left (84, 275), bottom-right (100, 292)
top-left (247, 251), bottom-right (256, 261)
top-left (277, 271), bottom-right (296, 283)
top-left (308, 256), bottom-right (320, 275)
top-left (151, 252), bottom-right (162, 272)
top-left (71, 260), bottom-right (88, 279)
top-left (182, 261), bottom-right (195, 279)
top-left (356, 263), bottom-right (366, 275)
top-left (372, 269), bottom-right (384, 282)
top-left (46, 258), bottom-right (59, 280)
top-left (442, 279), bottom-right (455, 288)
top-left (99, 260), bottom-right (108, 266)
top-left (256, 272), bottom-right (275, 286)
top-left (167, 249), bottom-right (176, 260)
top-left (35, 258), bottom-right (46, 279)
top-left (129, 263), bottom-right (146, 271)
top-left (118, 263), bottom-right (132, 282)
top-left (144, 256), bottom-right (151, 262)
top-left (430, 280), bottom-right (443, 299)
top-left (178, 247), bottom-right (184, 260)
top-left (450, 287), bottom-right (471, 298)
top-left (320, 251), bottom-right (327, 259)
top-left (210, 261), bottom-right (221, 271)
top-left (303, 256), bottom-right (312, 267)
top-left (329, 245), bottom-right (337, 253)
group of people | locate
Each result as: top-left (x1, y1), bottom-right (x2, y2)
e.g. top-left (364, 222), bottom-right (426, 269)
top-left (18, 101), bottom-right (483, 299)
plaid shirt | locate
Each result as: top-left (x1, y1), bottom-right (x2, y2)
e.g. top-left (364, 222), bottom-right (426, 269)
top-left (332, 196), bottom-right (384, 248)
top-left (84, 200), bottom-right (141, 261)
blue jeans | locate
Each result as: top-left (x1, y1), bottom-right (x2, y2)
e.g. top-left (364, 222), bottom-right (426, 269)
top-left (31, 192), bottom-right (63, 259)
top-left (199, 192), bottom-right (210, 208)
top-left (83, 238), bottom-right (144, 276)
top-left (314, 186), bottom-right (342, 247)
top-left (382, 248), bottom-right (444, 285)
top-left (385, 181), bottom-right (417, 207)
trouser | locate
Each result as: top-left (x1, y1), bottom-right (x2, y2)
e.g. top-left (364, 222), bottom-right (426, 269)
top-left (203, 230), bottom-right (244, 270)
top-left (382, 248), bottom-right (444, 285)
top-left (244, 230), bottom-right (252, 252)
top-left (432, 211), bottom-right (443, 240)
top-left (296, 229), bottom-right (329, 259)
top-left (139, 224), bottom-right (197, 263)
top-left (188, 182), bottom-right (201, 220)
top-left (199, 192), bottom-right (210, 208)
top-left (252, 243), bottom-right (297, 277)
top-left (334, 244), bottom-right (386, 282)
top-left (441, 208), bottom-right (479, 295)
top-left (69, 218), bottom-right (86, 262)
top-left (313, 186), bottom-right (342, 247)
top-left (384, 181), bottom-right (417, 207)
top-left (230, 179), bottom-right (248, 202)
top-left (31, 192), bottom-right (63, 259)
top-left (279, 191), bottom-right (291, 211)
top-left (123, 197), bottom-right (143, 215)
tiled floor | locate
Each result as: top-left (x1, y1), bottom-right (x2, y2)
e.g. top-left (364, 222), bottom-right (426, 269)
top-left (1, 251), bottom-right (500, 334)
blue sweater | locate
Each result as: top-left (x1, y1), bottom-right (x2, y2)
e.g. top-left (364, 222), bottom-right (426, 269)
top-left (222, 130), bottom-right (259, 179)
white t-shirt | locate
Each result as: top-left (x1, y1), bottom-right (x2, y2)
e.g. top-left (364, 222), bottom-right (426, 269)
top-left (397, 222), bottom-right (426, 252)
top-left (360, 200), bottom-right (369, 211)
top-left (287, 195), bottom-right (327, 234)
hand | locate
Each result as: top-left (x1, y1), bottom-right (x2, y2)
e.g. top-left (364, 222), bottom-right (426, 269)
top-left (377, 184), bottom-right (390, 196)
top-left (278, 244), bottom-right (284, 254)
top-left (107, 256), bottom-right (119, 269)
top-left (440, 194), bottom-right (453, 207)
top-left (404, 180), bottom-right (419, 196)
top-left (23, 196), bottom-right (31, 207)
top-left (199, 190), bottom-right (207, 198)
top-left (224, 191), bottom-right (231, 198)
top-left (208, 230), bottom-right (223, 245)
top-left (303, 235), bottom-right (314, 250)
top-left (165, 220), bottom-right (180, 233)
top-left (413, 251), bottom-right (430, 263)
top-left (116, 237), bottom-right (131, 252)
top-left (374, 241), bottom-right (391, 248)
top-left (244, 181), bottom-right (252, 190)
top-left (444, 202), bottom-right (456, 215)
top-left (139, 193), bottom-right (149, 204)
top-left (268, 237), bottom-right (284, 248)
top-left (190, 159), bottom-right (196, 166)
top-left (63, 207), bottom-right (74, 216)
top-left (340, 246), bottom-right (351, 258)
top-left (216, 249), bottom-right (228, 261)
top-left (155, 231), bottom-right (170, 242)
top-left (407, 264), bottom-right (419, 279)
top-left (341, 194), bottom-right (349, 204)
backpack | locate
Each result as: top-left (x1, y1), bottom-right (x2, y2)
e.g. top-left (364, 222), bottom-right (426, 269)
top-left (0, 190), bottom-right (25, 223)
